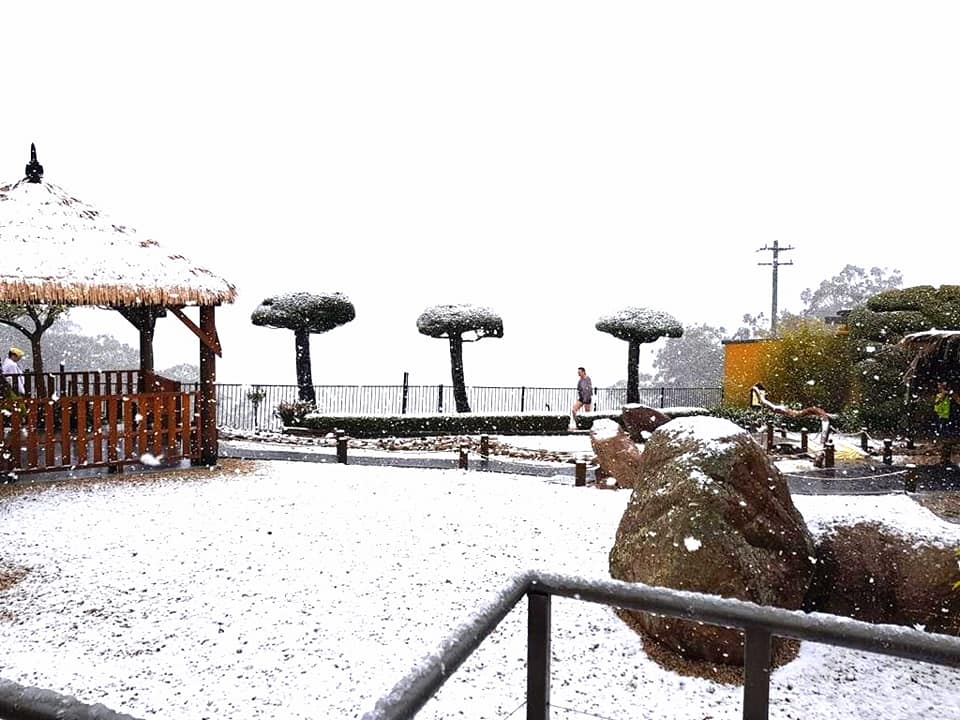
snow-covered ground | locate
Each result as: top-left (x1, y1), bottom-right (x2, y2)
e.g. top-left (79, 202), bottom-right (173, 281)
top-left (1, 456), bottom-right (959, 720)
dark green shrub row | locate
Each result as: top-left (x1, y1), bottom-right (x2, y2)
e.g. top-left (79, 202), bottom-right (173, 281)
top-left (276, 402), bottom-right (571, 438)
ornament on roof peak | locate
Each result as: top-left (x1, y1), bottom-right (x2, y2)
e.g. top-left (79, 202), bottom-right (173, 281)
top-left (25, 143), bottom-right (43, 183)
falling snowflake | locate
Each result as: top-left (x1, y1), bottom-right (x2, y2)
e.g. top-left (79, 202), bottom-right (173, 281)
top-left (683, 537), bottom-right (701, 552)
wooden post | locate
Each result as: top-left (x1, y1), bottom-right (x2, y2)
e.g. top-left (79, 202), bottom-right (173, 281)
top-left (824, 441), bottom-right (835, 468)
top-left (800, 430), bottom-right (808, 453)
top-left (765, 424), bottom-right (774, 451)
top-left (458, 444), bottom-right (468, 470)
top-left (860, 429), bottom-right (869, 451)
top-left (198, 306), bottom-right (218, 466)
top-left (337, 431), bottom-right (348, 464)
top-left (575, 459), bottom-right (586, 487)
top-left (883, 438), bottom-right (893, 465)
top-left (480, 434), bottom-right (489, 459)
top-left (906, 437), bottom-right (915, 450)
top-left (779, 426), bottom-right (787, 439)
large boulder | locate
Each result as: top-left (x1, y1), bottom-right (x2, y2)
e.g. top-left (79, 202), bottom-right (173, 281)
top-left (609, 416), bottom-right (816, 665)
top-left (590, 419), bottom-right (642, 489)
top-left (807, 522), bottom-right (960, 635)
top-left (621, 404), bottom-right (671, 441)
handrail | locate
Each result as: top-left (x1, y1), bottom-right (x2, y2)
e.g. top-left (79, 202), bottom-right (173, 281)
top-left (0, 678), bottom-right (143, 720)
top-left (363, 572), bottom-right (960, 720)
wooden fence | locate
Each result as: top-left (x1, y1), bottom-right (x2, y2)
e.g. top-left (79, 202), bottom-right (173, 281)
top-left (1, 378), bottom-right (199, 478)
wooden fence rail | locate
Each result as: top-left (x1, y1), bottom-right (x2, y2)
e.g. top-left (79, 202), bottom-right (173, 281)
top-left (1, 391), bottom-right (199, 478)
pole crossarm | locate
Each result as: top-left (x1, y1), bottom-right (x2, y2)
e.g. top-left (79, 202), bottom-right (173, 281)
top-left (756, 240), bottom-right (794, 333)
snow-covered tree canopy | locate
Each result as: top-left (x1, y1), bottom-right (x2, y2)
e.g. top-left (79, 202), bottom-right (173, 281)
top-left (595, 307), bottom-right (683, 343)
top-left (251, 292), bottom-right (356, 333)
top-left (416, 304), bottom-right (503, 341)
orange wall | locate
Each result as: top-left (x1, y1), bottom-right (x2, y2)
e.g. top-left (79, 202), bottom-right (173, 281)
top-left (722, 339), bottom-right (780, 407)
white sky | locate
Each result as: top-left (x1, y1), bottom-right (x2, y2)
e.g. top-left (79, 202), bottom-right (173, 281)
top-left (1, 452), bottom-right (959, 719)
top-left (2, 2), bottom-right (959, 388)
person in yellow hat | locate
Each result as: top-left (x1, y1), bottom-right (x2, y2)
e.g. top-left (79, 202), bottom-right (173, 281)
top-left (2, 347), bottom-right (25, 395)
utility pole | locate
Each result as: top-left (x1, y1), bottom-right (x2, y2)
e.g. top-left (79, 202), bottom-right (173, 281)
top-left (756, 240), bottom-right (794, 333)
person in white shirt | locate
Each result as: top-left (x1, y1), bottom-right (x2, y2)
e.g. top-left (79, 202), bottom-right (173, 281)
top-left (2, 347), bottom-right (25, 395)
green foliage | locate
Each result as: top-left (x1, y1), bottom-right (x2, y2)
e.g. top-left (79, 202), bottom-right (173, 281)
top-left (755, 318), bottom-right (853, 411)
top-left (846, 284), bottom-right (960, 435)
top-left (275, 403), bottom-right (571, 437)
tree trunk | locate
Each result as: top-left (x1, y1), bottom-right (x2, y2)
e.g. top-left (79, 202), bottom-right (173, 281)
top-left (627, 339), bottom-right (640, 404)
top-left (29, 335), bottom-right (46, 398)
top-left (294, 328), bottom-right (316, 404)
top-left (448, 336), bottom-right (470, 413)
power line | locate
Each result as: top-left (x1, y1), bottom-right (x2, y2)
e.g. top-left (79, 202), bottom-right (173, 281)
top-left (757, 240), bottom-right (794, 333)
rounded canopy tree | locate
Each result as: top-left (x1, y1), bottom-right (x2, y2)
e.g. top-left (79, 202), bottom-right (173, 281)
top-left (417, 303), bottom-right (503, 413)
top-left (596, 307), bottom-right (683, 404)
top-left (251, 291), bottom-right (355, 404)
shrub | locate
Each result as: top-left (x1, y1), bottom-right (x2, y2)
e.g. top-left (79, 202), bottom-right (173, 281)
top-left (281, 411), bottom-right (571, 438)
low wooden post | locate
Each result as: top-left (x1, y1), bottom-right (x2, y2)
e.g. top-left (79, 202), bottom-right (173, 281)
top-left (882, 438), bottom-right (893, 465)
top-left (575, 459), bottom-right (586, 487)
top-left (860, 429), bottom-right (869, 451)
top-left (480, 434), bottom-right (489, 459)
top-left (336, 429), bottom-right (348, 464)
top-left (779, 426), bottom-right (787, 439)
top-left (765, 424), bottom-right (774, 451)
top-left (458, 444), bottom-right (469, 470)
top-left (800, 430), bottom-right (808, 453)
top-left (824, 441), bottom-right (835, 468)
top-left (906, 437), bottom-right (915, 450)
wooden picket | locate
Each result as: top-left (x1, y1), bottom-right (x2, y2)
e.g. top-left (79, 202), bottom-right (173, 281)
top-left (0, 391), bottom-right (200, 478)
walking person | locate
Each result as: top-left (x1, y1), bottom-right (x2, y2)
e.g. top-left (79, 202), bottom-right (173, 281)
top-left (571, 367), bottom-right (593, 427)
top-left (1, 347), bottom-right (25, 396)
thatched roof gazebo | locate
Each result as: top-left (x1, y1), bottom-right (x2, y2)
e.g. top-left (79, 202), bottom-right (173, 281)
top-left (0, 144), bottom-right (236, 473)
top-left (900, 329), bottom-right (960, 388)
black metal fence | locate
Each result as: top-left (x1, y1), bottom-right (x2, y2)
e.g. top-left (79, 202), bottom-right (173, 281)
top-left (363, 571), bottom-right (960, 720)
top-left (212, 383), bottom-right (724, 433)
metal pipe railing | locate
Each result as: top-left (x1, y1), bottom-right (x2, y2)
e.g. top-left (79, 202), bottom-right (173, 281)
top-left (363, 571), bottom-right (960, 720)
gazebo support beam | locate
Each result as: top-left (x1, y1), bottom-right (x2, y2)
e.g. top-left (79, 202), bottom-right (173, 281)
top-left (197, 306), bottom-right (218, 466)
top-left (116, 306), bottom-right (166, 387)
top-left (170, 306), bottom-right (222, 356)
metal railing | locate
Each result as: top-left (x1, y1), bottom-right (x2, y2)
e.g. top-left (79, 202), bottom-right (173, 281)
top-left (212, 384), bottom-right (725, 433)
top-left (363, 571), bottom-right (960, 720)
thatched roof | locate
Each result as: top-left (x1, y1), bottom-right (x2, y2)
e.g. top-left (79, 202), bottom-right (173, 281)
top-left (0, 154), bottom-right (236, 307)
top-left (899, 329), bottom-right (960, 384)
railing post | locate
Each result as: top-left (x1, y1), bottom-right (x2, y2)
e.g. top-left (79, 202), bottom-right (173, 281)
top-left (742, 627), bottom-right (772, 720)
top-left (659, 386), bottom-right (665, 408)
top-left (437, 384), bottom-right (444, 414)
top-left (574, 459), bottom-right (586, 487)
top-left (520, 386), bottom-right (526, 413)
top-left (401, 372), bottom-right (409, 415)
top-left (527, 591), bottom-right (551, 720)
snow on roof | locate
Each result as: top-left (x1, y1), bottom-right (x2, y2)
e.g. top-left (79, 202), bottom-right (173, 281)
top-left (0, 177), bottom-right (236, 307)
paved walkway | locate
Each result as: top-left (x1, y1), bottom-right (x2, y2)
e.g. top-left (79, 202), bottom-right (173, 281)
top-left (220, 440), bottom-right (960, 495)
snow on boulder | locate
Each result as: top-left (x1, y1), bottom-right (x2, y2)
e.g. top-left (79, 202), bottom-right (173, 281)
top-left (590, 419), bottom-right (641, 489)
top-left (609, 416), bottom-right (815, 667)
top-left (620, 404), bottom-right (670, 441)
